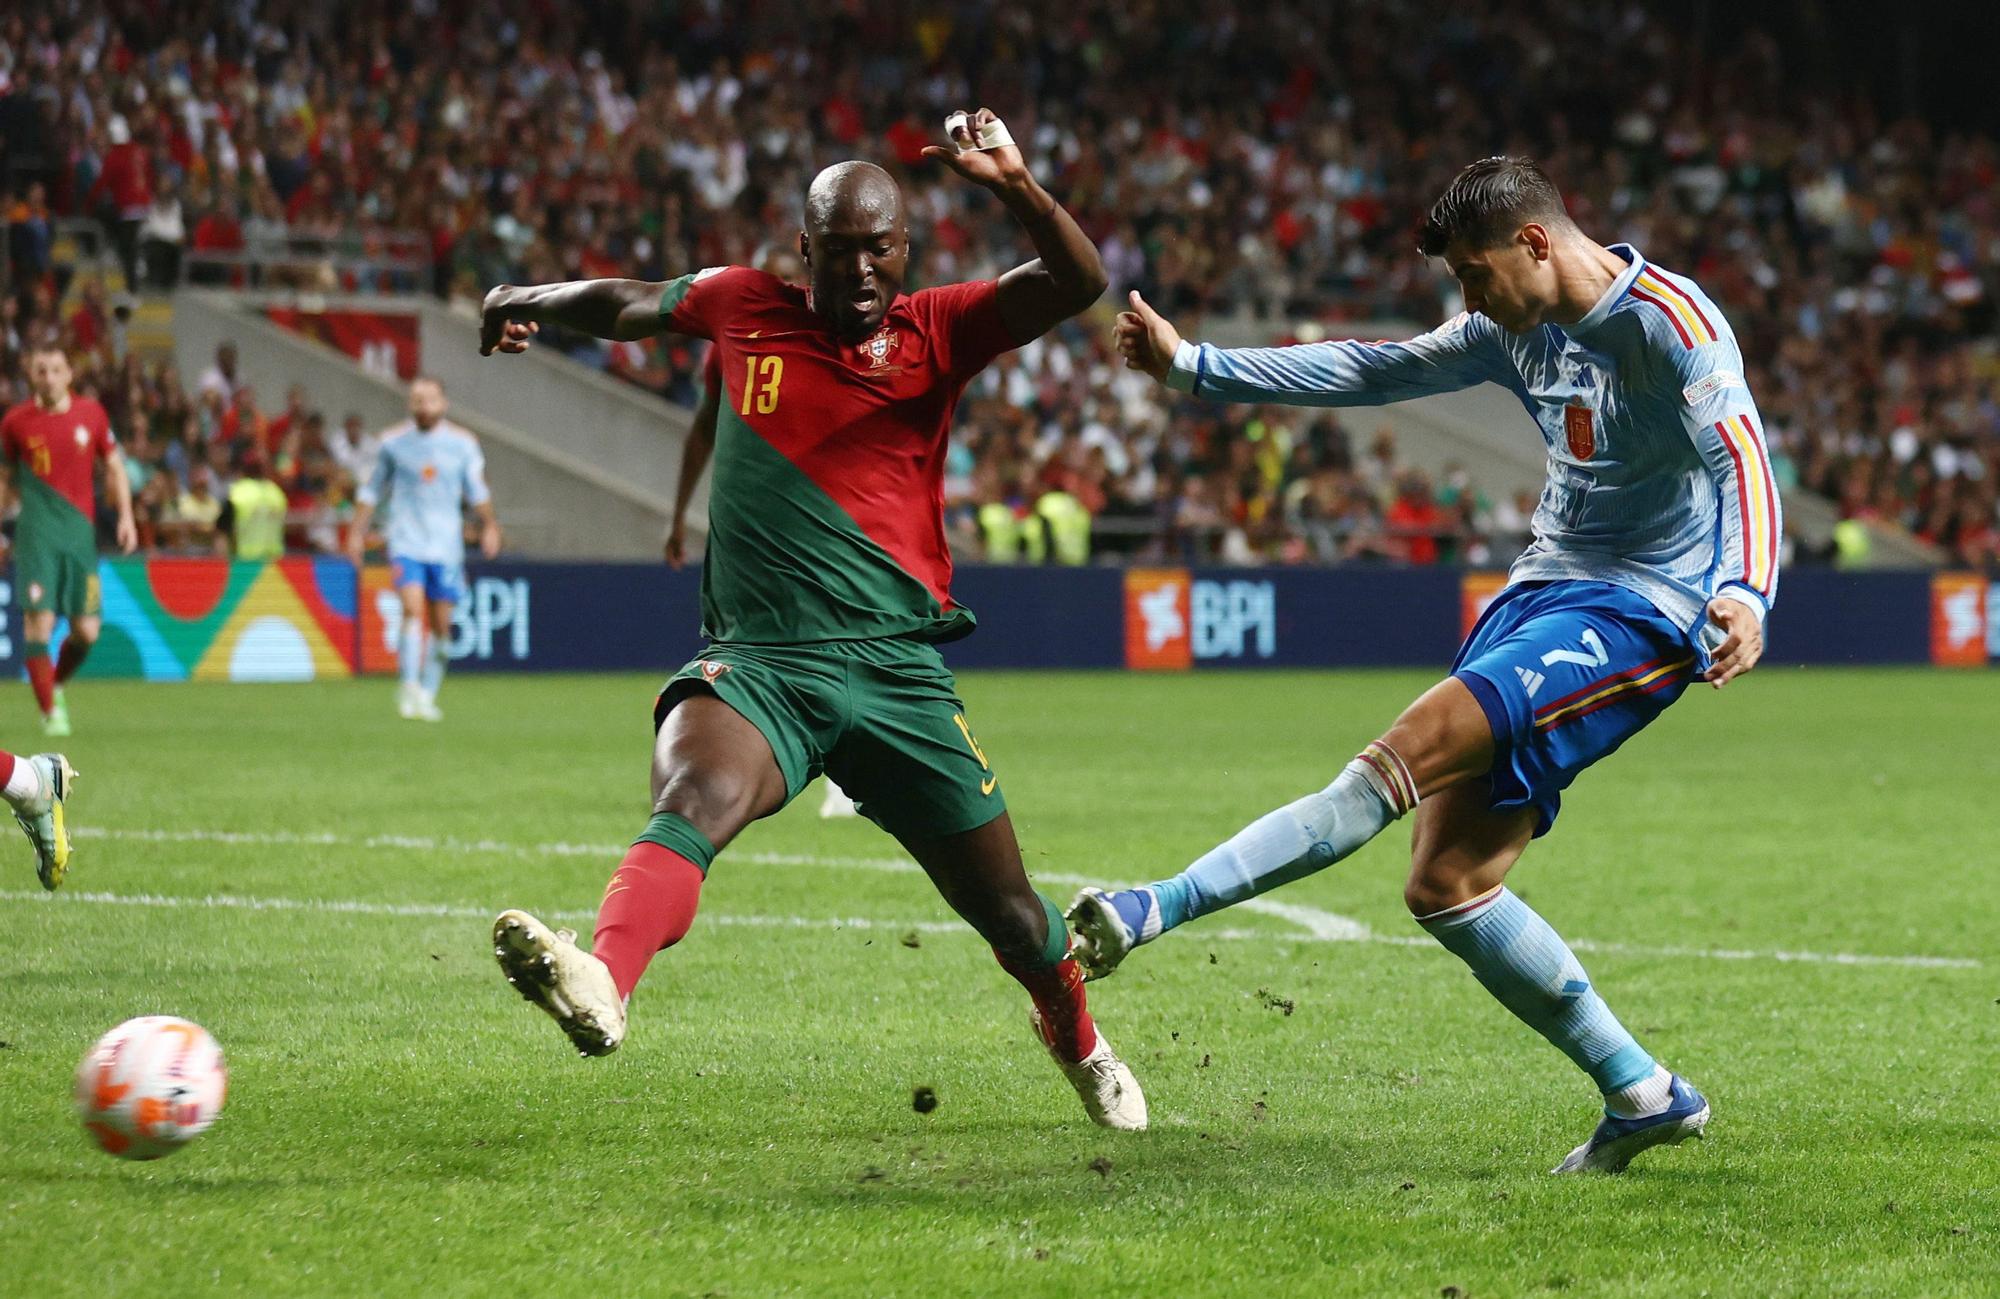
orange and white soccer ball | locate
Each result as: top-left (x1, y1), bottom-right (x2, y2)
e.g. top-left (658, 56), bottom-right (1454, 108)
top-left (74, 1016), bottom-right (227, 1160)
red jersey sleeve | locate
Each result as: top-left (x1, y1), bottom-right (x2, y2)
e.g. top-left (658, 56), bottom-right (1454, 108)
top-left (913, 279), bottom-right (1021, 380)
top-left (85, 400), bottom-right (117, 458)
top-left (657, 266), bottom-right (763, 340)
top-left (0, 407), bottom-right (20, 462)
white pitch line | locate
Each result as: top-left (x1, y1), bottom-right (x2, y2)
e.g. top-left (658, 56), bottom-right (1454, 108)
top-left (64, 824), bottom-right (1373, 944)
top-left (2, 823), bottom-right (1980, 971)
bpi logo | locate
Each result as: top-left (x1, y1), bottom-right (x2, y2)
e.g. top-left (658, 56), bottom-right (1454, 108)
top-left (1123, 569), bottom-right (1278, 669)
top-left (1124, 569), bottom-right (1190, 669)
top-left (1930, 573), bottom-right (1987, 668)
top-left (1191, 580), bottom-right (1276, 660)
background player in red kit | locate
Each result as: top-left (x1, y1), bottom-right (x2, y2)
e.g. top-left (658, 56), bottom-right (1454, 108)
top-left (0, 345), bottom-right (137, 736)
top-left (480, 110), bottom-right (1147, 1129)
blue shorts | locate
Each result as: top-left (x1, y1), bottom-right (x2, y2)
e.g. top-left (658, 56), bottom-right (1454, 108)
top-left (1452, 581), bottom-right (1699, 838)
top-left (390, 556), bottom-right (465, 605)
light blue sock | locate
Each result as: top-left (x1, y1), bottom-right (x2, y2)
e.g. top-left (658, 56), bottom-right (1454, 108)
top-left (420, 640), bottom-right (448, 697)
top-left (1418, 886), bottom-right (1655, 1094)
top-left (1149, 741), bottom-right (1417, 931)
top-left (398, 621), bottom-right (424, 688)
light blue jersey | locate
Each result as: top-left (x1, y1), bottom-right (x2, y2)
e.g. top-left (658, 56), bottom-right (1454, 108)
top-left (358, 421), bottom-right (491, 567)
top-left (1166, 244), bottom-right (1781, 631)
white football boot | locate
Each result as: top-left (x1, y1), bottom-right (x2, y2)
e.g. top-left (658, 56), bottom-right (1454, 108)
top-left (493, 910), bottom-right (626, 1057)
top-left (397, 681), bottom-right (422, 720)
top-left (412, 689), bottom-right (444, 723)
top-left (10, 753), bottom-right (75, 890)
top-left (1031, 1010), bottom-right (1148, 1131)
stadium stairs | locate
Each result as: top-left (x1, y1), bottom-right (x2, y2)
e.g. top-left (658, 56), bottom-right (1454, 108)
top-left (171, 290), bottom-right (699, 559)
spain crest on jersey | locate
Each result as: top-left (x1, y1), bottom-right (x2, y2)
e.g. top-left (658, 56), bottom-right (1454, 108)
top-left (1564, 403), bottom-right (1595, 460)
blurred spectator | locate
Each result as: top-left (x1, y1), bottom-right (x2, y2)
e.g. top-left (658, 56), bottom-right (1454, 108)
top-left (139, 175), bottom-right (186, 290)
top-left (197, 343), bottom-right (240, 401)
top-left (326, 411), bottom-right (382, 482)
top-left (7, 183), bottom-right (53, 291)
top-left (220, 450), bottom-right (287, 559)
top-left (88, 117), bottom-right (151, 290)
top-left (163, 464), bottom-right (225, 554)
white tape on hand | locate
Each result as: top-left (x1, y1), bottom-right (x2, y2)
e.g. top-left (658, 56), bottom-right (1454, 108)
top-left (944, 111), bottom-right (1014, 153)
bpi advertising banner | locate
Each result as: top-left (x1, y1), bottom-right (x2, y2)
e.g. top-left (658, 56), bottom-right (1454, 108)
top-left (1119, 566), bottom-right (1461, 669)
top-left (3, 560), bottom-right (1984, 676)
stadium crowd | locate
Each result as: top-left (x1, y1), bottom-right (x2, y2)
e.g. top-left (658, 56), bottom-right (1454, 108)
top-left (3, 1), bottom-right (2000, 567)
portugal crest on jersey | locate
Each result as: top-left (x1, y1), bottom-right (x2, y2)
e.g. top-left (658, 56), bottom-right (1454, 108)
top-left (1564, 403), bottom-right (1596, 460)
top-left (862, 329), bottom-right (899, 368)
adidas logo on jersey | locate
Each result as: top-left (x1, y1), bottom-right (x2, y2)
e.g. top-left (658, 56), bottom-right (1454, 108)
top-left (1515, 665), bottom-right (1546, 698)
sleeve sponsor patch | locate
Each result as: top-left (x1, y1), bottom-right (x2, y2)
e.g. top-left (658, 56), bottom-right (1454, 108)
top-left (1682, 370), bottom-right (1744, 405)
top-left (693, 266), bottom-right (728, 282)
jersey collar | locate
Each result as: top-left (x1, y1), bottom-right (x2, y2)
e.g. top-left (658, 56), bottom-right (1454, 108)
top-left (1567, 243), bottom-right (1645, 337)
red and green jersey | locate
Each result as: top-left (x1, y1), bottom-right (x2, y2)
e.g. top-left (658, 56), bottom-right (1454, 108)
top-left (661, 266), bottom-right (1020, 645)
top-left (1, 395), bottom-right (115, 534)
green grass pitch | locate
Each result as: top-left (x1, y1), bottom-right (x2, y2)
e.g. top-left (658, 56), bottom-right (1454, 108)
top-left (1, 668), bottom-right (1995, 1297)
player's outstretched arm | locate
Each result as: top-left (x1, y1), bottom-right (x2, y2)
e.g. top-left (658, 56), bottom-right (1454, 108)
top-left (1118, 296), bottom-right (1504, 409)
top-left (479, 279), bottom-right (671, 355)
top-left (923, 108), bottom-right (1108, 342)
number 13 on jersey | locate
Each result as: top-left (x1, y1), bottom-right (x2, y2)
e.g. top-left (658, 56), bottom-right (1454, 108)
top-left (741, 356), bottom-right (783, 415)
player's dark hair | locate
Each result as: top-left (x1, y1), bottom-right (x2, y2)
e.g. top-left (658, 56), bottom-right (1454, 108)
top-left (1417, 157), bottom-right (1571, 257)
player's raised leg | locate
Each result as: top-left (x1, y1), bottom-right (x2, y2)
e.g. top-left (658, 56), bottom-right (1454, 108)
top-left (1405, 784), bottom-right (1707, 1173)
top-left (898, 812), bottom-right (1146, 1131)
top-left (0, 747), bottom-right (76, 889)
top-left (494, 692), bottom-right (786, 1056)
top-left (1068, 676), bottom-right (1491, 977)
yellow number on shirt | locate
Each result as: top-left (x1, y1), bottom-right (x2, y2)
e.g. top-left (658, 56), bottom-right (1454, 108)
top-left (740, 355), bottom-right (783, 416)
top-left (952, 713), bottom-right (990, 770)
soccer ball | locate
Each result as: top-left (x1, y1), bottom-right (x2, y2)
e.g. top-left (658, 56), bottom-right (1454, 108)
top-left (74, 1016), bottom-right (227, 1160)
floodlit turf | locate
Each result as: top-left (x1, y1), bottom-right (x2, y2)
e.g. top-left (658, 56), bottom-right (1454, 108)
top-left (1, 667), bottom-right (1995, 1297)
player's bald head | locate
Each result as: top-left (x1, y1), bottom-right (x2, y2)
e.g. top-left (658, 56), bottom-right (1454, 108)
top-left (804, 161), bottom-right (902, 235)
top-left (800, 161), bottom-right (910, 341)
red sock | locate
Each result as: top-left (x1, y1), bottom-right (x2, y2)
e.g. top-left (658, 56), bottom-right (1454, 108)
top-left (590, 842), bottom-right (705, 1000)
top-left (25, 655), bottom-right (54, 716)
top-left (996, 951), bottom-right (1099, 1063)
top-left (55, 637), bottom-right (90, 684)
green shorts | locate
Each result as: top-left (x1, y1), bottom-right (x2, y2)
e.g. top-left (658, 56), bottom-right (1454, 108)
top-left (657, 638), bottom-right (1005, 840)
top-left (14, 527), bottom-right (101, 619)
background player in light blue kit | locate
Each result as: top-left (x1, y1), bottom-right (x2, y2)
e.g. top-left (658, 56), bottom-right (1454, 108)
top-left (348, 376), bottom-right (502, 722)
top-left (1072, 157), bottom-right (1782, 1174)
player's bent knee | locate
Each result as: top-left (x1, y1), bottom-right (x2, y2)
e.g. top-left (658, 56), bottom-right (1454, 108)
top-left (973, 891), bottom-right (1049, 962)
top-left (1403, 862), bottom-right (1476, 918)
top-left (651, 769), bottom-right (762, 842)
